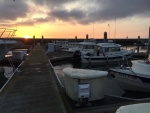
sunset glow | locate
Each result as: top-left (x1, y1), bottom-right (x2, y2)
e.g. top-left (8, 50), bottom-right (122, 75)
top-left (24, 35), bottom-right (29, 39)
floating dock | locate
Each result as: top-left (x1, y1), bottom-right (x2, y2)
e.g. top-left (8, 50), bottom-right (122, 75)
top-left (0, 45), bottom-right (67, 113)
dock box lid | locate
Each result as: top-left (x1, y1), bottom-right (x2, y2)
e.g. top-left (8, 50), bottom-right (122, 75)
top-left (63, 68), bottom-right (108, 79)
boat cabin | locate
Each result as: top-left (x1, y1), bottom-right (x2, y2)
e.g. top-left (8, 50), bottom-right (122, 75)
top-left (78, 42), bottom-right (97, 53)
top-left (96, 43), bottom-right (121, 53)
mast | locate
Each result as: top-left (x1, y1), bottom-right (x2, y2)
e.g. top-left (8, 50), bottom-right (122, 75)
top-left (146, 27), bottom-right (150, 62)
top-left (147, 27), bottom-right (150, 53)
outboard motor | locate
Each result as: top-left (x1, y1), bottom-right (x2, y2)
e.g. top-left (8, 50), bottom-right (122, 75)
top-left (73, 50), bottom-right (81, 62)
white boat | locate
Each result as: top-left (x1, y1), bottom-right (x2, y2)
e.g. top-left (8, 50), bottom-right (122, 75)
top-left (109, 60), bottom-right (150, 93)
top-left (65, 39), bottom-right (96, 53)
top-left (116, 103), bottom-right (150, 113)
top-left (81, 42), bottom-right (135, 64)
top-left (0, 28), bottom-right (18, 61)
top-left (109, 27), bottom-right (150, 93)
top-left (0, 40), bottom-right (18, 61)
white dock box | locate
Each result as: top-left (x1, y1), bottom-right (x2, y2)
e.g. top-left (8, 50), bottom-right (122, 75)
top-left (63, 68), bottom-right (108, 101)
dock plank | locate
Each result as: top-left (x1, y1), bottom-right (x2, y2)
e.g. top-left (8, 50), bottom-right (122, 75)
top-left (0, 46), bottom-right (67, 113)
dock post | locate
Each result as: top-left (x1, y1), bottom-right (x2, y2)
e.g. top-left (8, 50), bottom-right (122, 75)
top-left (42, 35), bottom-right (44, 47)
top-left (137, 36), bottom-right (140, 53)
top-left (33, 35), bottom-right (35, 47)
top-left (86, 34), bottom-right (89, 40)
top-left (104, 31), bottom-right (107, 43)
top-left (75, 36), bottom-right (77, 42)
top-left (126, 36), bottom-right (128, 49)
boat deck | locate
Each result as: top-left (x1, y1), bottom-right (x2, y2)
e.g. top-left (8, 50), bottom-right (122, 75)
top-left (0, 45), bottom-right (67, 113)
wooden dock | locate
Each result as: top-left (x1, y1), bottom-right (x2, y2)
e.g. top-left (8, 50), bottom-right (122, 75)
top-left (0, 45), bottom-right (67, 113)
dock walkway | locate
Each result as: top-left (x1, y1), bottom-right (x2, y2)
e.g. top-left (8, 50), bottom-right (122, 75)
top-left (0, 45), bottom-right (67, 113)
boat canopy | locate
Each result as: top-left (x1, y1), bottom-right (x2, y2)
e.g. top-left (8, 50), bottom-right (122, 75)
top-left (79, 42), bottom-right (96, 45)
top-left (97, 43), bottom-right (121, 48)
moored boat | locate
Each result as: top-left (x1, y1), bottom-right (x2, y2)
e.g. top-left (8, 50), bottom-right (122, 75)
top-left (109, 27), bottom-right (150, 93)
top-left (109, 60), bottom-right (150, 93)
top-left (81, 42), bottom-right (135, 64)
top-left (65, 38), bottom-right (97, 53)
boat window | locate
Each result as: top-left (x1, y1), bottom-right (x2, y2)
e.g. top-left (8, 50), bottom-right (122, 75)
top-left (105, 48), bottom-right (109, 52)
top-left (83, 45), bottom-right (87, 49)
top-left (79, 45), bottom-right (83, 48)
top-left (83, 45), bottom-right (95, 49)
top-left (110, 47), bottom-right (120, 52)
top-left (89, 45), bottom-right (95, 49)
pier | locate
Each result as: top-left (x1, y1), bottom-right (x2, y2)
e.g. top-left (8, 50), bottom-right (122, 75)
top-left (0, 45), bottom-right (67, 113)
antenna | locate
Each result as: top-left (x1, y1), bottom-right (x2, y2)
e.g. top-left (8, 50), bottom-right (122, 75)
top-left (114, 18), bottom-right (116, 42)
top-left (147, 27), bottom-right (150, 52)
top-left (108, 24), bottom-right (110, 39)
top-left (93, 21), bottom-right (94, 39)
top-left (145, 27), bottom-right (150, 61)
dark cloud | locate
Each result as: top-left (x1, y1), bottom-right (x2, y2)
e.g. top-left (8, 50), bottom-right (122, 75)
top-left (1, 0), bottom-right (150, 26)
top-left (32, 0), bottom-right (70, 6)
top-left (0, 0), bottom-right (29, 22)
top-left (48, 0), bottom-right (150, 24)
top-left (50, 9), bottom-right (85, 22)
top-left (93, 0), bottom-right (150, 21)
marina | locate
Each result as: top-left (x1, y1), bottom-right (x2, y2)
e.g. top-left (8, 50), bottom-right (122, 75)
top-left (1, 0), bottom-right (150, 112)
top-left (0, 27), bottom-right (150, 113)
top-left (0, 42), bottom-right (149, 113)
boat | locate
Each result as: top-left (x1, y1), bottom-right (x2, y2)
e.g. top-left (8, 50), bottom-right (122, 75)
top-left (0, 40), bottom-right (18, 61)
top-left (116, 103), bottom-right (150, 113)
top-left (65, 38), bottom-right (96, 53)
top-left (109, 60), bottom-right (150, 93)
top-left (0, 28), bottom-right (19, 61)
top-left (109, 27), bottom-right (150, 93)
top-left (80, 42), bottom-right (135, 64)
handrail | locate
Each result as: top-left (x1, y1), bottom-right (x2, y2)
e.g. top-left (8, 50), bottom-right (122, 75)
top-left (0, 28), bottom-right (17, 38)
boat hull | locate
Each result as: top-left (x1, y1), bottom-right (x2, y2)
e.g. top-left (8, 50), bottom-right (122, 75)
top-left (81, 52), bottom-right (133, 64)
top-left (109, 68), bottom-right (150, 93)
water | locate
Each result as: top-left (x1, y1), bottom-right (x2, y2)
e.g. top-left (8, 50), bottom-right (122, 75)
top-left (0, 63), bottom-right (20, 89)
top-left (3, 66), bottom-right (14, 78)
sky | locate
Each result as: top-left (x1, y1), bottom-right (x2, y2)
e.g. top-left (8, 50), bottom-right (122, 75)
top-left (0, 0), bottom-right (150, 39)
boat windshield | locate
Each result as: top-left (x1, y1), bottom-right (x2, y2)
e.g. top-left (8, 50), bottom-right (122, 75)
top-left (78, 45), bottom-right (83, 49)
top-left (83, 45), bottom-right (95, 49)
top-left (102, 47), bottom-right (120, 52)
top-left (110, 47), bottom-right (120, 52)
